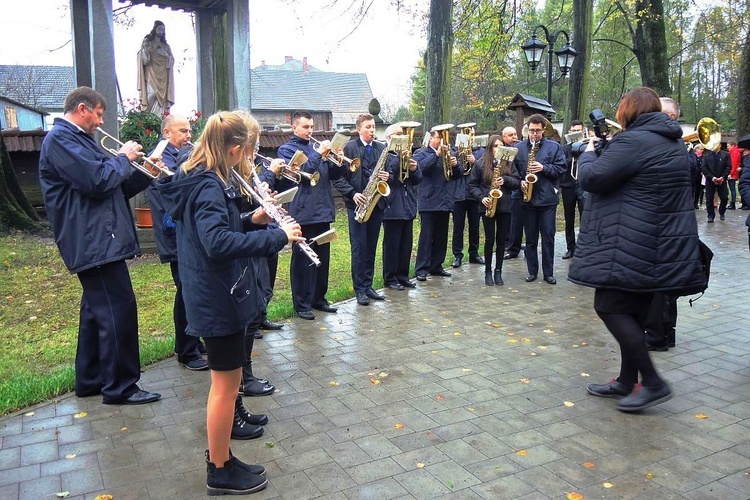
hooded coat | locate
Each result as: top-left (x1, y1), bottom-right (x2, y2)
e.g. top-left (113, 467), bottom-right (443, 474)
top-left (157, 166), bottom-right (288, 337)
top-left (568, 112), bottom-right (704, 294)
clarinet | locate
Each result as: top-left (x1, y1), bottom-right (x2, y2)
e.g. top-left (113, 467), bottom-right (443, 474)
top-left (229, 168), bottom-right (321, 267)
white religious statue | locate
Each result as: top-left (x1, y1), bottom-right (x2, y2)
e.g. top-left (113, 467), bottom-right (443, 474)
top-left (137, 20), bottom-right (175, 115)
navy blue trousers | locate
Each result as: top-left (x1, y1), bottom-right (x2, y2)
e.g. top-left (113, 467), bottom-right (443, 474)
top-left (452, 199), bottom-right (481, 259)
top-left (290, 222), bottom-right (332, 312)
top-left (170, 262), bottom-right (202, 364)
top-left (75, 260), bottom-right (141, 402)
top-left (347, 207), bottom-right (384, 294)
top-left (506, 196), bottom-right (524, 255)
top-left (522, 205), bottom-right (557, 278)
top-left (415, 211), bottom-right (450, 276)
top-left (382, 218), bottom-right (414, 286)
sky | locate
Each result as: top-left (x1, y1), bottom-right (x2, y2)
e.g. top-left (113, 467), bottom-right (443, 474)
top-left (0, 0), bottom-right (428, 117)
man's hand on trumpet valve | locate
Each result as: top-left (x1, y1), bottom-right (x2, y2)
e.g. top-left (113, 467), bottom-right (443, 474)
top-left (119, 141), bottom-right (143, 162)
top-left (268, 158), bottom-right (285, 176)
top-left (317, 139), bottom-right (332, 156)
top-left (353, 192), bottom-right (367, 207)
top-left (144, 156), bottom-right (166, 177)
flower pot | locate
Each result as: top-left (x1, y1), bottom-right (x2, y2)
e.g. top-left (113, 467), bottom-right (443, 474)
top-left (135, 207), bottom-right (153, 228)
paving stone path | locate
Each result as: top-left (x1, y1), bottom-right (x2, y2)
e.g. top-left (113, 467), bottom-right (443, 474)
top-left (2, 211), bottom-right (749, 499)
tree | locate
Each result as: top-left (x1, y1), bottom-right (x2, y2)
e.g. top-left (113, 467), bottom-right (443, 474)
top-left (632, 0), bottom-right (671, 95)
top-left (424, 0), bottom-right (454, 129)
top-left (566, 0), bottom-right (593, 127)
top-left (738, 19), bottom-right (750, 137)
top-left (0, 128), bottom-right (46, 234)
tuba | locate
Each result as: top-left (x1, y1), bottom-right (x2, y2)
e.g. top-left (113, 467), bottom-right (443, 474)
top-left (431, 123), bottom-right (455, 181)
top-left (396, 121), bottom-right (420, 183)
top-left (456, 122), bottom-right (476, 176)
top-left (522, 140), bottom-right (539, 203)
top-left (683, 117), bottom-right (722, 152)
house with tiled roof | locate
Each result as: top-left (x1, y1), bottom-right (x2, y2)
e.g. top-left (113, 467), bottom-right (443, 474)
top-left (251, 57), bottom-right (376, 131)
top-left (0, 65), bottom-right (75, 122)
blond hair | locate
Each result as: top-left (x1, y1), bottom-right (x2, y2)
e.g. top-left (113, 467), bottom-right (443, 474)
top-left (232, 110), bottom-right (261, 181)
top-left (182, 111), bottom-right (250, 183)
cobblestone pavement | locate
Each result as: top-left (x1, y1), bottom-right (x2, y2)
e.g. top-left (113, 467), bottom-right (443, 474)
top-left (2, 210), bottom-right (749, 499)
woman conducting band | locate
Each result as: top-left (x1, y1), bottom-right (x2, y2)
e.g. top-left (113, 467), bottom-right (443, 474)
top-left (468, 135), bottom-right (520, 286)
top-left (569, 87), bottom-right (705, 412)
top-left (158, 111), bottom-right (304, 494)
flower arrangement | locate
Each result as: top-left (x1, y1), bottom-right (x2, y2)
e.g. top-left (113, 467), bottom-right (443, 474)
top-left (119, 101), bottom-right (162, 154)
top-left (188, 110), bottom-right (206, 142)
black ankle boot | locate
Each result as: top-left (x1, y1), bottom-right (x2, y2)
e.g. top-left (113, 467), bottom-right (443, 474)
top-left (205, 449), bottom-right (266, 476)
top-left (240, 363), bottom-right (275, 397)
top-left (235, 395), bottom-right (269, 426)
top-left (484, 270), bottom-right (494, 286)
top-left (206, 457), bottom-right (267, 496)
top-left (231, 406), bottom-right (264, 440)
top-left (494, 269), bottom-right (503, 286)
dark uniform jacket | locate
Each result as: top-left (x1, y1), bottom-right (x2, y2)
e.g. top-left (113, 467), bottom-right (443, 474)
top-left (700, 149), bottom-right (731, 181)
top-left (147, 142), bottom-right (182, 262)
top-left (468, 159), bottom-right (521, 214)
top-left (739, 155), bottom-right (750, 227)
top-left (513, 137), bottom-right (566, 207)
top-left (157, 166), bottom-right (288, 337)
top-left (333, 139), bottom-right (389, 211)
top-left (278, 135), bottom-right (342, 225)
top-left (568, 112), bottom-right (704, 294)
top-left (39, 118), bottom-right (151, 274)
top-left (413, 146), bottom-right (462, 212)
top-left (383, 151), bottom-right (422, 220)
top-left (453, 147), bottom-right (485, 202)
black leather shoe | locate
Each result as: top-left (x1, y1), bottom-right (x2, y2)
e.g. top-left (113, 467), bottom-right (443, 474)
top-left (728, 203), bottom-right (736, 210)
top-left (297, 310), bottom-right (315, 320)
top-left (260, 319), bottom-right (283, 330)
top-left (452, 256), bottom-right (462, 268)
top-left (562, 250), bottom-right (574, 259)
top-left (252, 330), bottom-right (263, 339)
top-left (469, 255), bottom-right (485, 265)
top-left (586, 379), bottom-right (633, 398)
top-left (525, 274), bottom-right (537, 282)
top-left (386, 283), bottom-right (405, 291)
top-left (646, 342), bottom-right (669, 352)
top-left (494, 269), bottom-right (503, 286)
top-left (180, 357), bottom-right (209, 371)
top-left (235, 396), bottom-right (269, 426)
top-left (366, 288), bottom-right (385, 300)
top-left (357, 293), bottom-right (370, 305)
top-left (231, 410), bottom-right (264, 440)
top-left (707, 217), bottom-right (714, 223)
top-left (431, 269), bottom-right (452, 277)
top-left (484, 271), bottom-right (494, 286)
top-left (313, 303), bottom-right (338, 313)
top-left (206, 450), bottom-right (266, 477)
top-left (241, 378), bottom-right (275, 397)
top-left (617, 383), bottom-right (672, 412)
top-left (399, 280), bottom-right (417, 288)
top-left (720, 214), bottom-right (726, 221)
top-left (415, 274), bottom-right (427, 282)
top-left (105, 389), bottom-right (161, 405)
top-left (503, 253), bottom-right (518, 260)
top-left (543, 276), bottom-right (557, 285)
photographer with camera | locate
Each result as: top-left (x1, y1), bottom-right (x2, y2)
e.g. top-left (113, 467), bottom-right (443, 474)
top-left (568, 87), bottom-right (705, 412)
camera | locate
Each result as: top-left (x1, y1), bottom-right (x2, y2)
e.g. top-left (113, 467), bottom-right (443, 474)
top-left (569, 109), bottom-right (614, 157)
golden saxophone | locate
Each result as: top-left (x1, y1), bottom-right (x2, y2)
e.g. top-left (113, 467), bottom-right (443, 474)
top-left (522, 140), bottom-right (539, 203)
top-left (485, 163), bottom-right (503, 218)
top-left (354, 148), bottom-right (391, 223)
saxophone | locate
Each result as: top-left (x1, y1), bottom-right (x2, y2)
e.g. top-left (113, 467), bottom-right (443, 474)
top-left (354, 148), bottom-right (391, 223)
top-left (485, 162), bottom-right (504, 218)
top-left (522, 140), bottom-right (539, 203)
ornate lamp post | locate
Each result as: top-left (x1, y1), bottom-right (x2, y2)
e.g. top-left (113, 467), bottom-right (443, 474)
top-left (521, 25), bottom-right (578, 107)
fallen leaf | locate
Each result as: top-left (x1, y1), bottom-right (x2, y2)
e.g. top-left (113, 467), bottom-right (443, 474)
top-left (581, 373), bottom-right (590, 377)
top-left (543, 329), bottom-right (555, 333)
top-left (490, 323), bottom-right (500, 328)
top-left (332, 336), bottom-right (340, 340)
top-left (24, 411), bottom-right (34, 417)
top-left (184, 390), bottom-right (193, 397)
top-left (564, 401), bottom-right (575, 407)
top-left (265, 442), bottom-right (275, 448)
top-left (423, 318), bottom-right (431, 322)
top-left (94, 496), bottom-right (114, 500)
top-left (120, 427), bottom-right (127, 432)
top-left (520, 378), bottom-right (530, 384)
top-left (378, 372), bottom-right (389, 378)
top-left (416, 462), bottom-right (425, 468)
top-left (521, 338), bottom-right (531, 342)
top-left (467, 407), bottom-right (475, 412)
top-left (530, 352), bottom-right (538, 356)
top-left (516, 449), bottom-right (528, 456)
top-left (447, 480), bottom-right (454, 489)
top-left (319, 327), bottom-right (328, 331)
top-left (566, 493), bottom-right (583, 500)
top-left (581, 342), bottom-right (588, 346)
top-left (55, 493), bottom-right (70, 498)
top-left (329, 381), bottom-right (339, 386)
top-left (572, 344), bottom-right (579, 348)
top-left (538, 345), bottom-right (548, 350)
top-left (368, 372), bottom-right (375, 376)
top-left (65, 454), bottom-right (76, 459)
top-left (603, 482), bottom-right (613, 488)
top-left (251, 352), bottom-right (260, 357)
top-left (431, 350), bottom-right (439, 354)
top-left (454, 332), bottom-right (461, 336)
top-left (435, 394), bottom-right (445, 400)
top-left (73, 412), bottom-right (87, 419)
top-left (370, 379), bottom-right (380, 385)
top-left (583, 462), bottom-right (595, 468)
top-left (462, 368), bottom-right (472, 372)
top-left (507, 339), bottom-right (519, 344)
top-left (695, 413), bottom-right (709, 419)
top-left (54, 430), bottom-right (61, 435)
top-left (645, 472), bottom-right (654, 479)
top-left (394, 423), bottom-right (404, 429)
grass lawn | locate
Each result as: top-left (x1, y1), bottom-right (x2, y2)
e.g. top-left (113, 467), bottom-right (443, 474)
top-left (0, 203), bottom-right (567, 415)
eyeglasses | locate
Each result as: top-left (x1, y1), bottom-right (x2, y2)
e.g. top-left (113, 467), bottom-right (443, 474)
top-left (528, 128), bottom-right (544, 134)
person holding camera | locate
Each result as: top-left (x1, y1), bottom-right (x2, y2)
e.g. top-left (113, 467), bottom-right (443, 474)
top-left (569, 87), bottom-right (704, 412)
top-left (561, 120), bottom-right (586, 260)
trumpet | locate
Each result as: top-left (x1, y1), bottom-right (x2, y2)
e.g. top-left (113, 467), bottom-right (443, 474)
top-left (256, 152), bottom-right (320, 186)
top-left (431, 123), bottom-right (455, 181)
top-left (97, 128), bottom-right (173, 179)
top-left (309, 136), bottom-right (361, 172)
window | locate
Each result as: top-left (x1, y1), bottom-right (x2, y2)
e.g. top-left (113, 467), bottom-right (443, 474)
top-left (4, 106), bottom-right (18, 129)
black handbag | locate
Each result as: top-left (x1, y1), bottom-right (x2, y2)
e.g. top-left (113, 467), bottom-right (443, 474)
top-left (684, 239), bottom-right (713, 305)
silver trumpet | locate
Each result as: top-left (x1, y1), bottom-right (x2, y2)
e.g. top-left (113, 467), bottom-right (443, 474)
top-left (256, 152), bottom-right (320, 186)
top-left (309, 136), bottom-right (361, 172)
top-left (229, 167), bottom-right (321, 267)
top-left (97, 127), bottom-right (173, 179)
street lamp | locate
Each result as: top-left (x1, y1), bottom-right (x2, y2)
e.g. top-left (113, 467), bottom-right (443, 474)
top-left (521, 25), bottom-right (578, 107)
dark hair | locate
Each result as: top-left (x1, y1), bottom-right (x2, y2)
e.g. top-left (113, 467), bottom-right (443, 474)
top-left (570, 120), bottom-right (583, 128)
top-left (616, 87), bottom-right (661, 129)
top-left (481, 135), bottom-right (505, 187)
top-left (63, 86), bottom-right (106, 113)
top-left (292, 111), bottom-right (313, 125)
top-left (528, 114), bottom-right (547, 126)
top-left (356, 113), bottom-right (375, 127)
top-left (146, 21), bottom-right (167, 43)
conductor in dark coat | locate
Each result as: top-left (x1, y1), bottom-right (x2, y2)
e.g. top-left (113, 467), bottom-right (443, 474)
top-left (569, 87), bottom-right (704, 413)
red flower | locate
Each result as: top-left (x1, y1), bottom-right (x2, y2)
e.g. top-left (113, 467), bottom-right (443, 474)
top-left (145, 128), bottom-right (151, 134)
top-left (196, 111), bottom-right (202, 118)
top-left (137, 121), bottom-right (143, 126)
top-left (163, 110), bottom-right (170, 116)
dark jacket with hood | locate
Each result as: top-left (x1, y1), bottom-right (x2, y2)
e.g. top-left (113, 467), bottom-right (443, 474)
top-left (39, 118), bottom-right (152, 274)
top-left (568, 112), bottom-right (704, 293)
top-left (512, 137), bottom-right (566, 207)
top-left (383, 151), bottom-right (422, 220)
top-left (157, 166), bottom-right (288, 337)
top-left (468, 158), bottom-right (521, 215)
top-left (413, 145), bottom-right (463, 212)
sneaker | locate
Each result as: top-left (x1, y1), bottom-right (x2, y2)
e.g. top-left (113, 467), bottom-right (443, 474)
top-left (617, 382), bottom-right (672, 412)
top-left (179, 358), bottom-right (209, 371)
top-left (586, 378), bottom-right (633, 398)
top-left (206, 458), bottom-right (267, 496)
